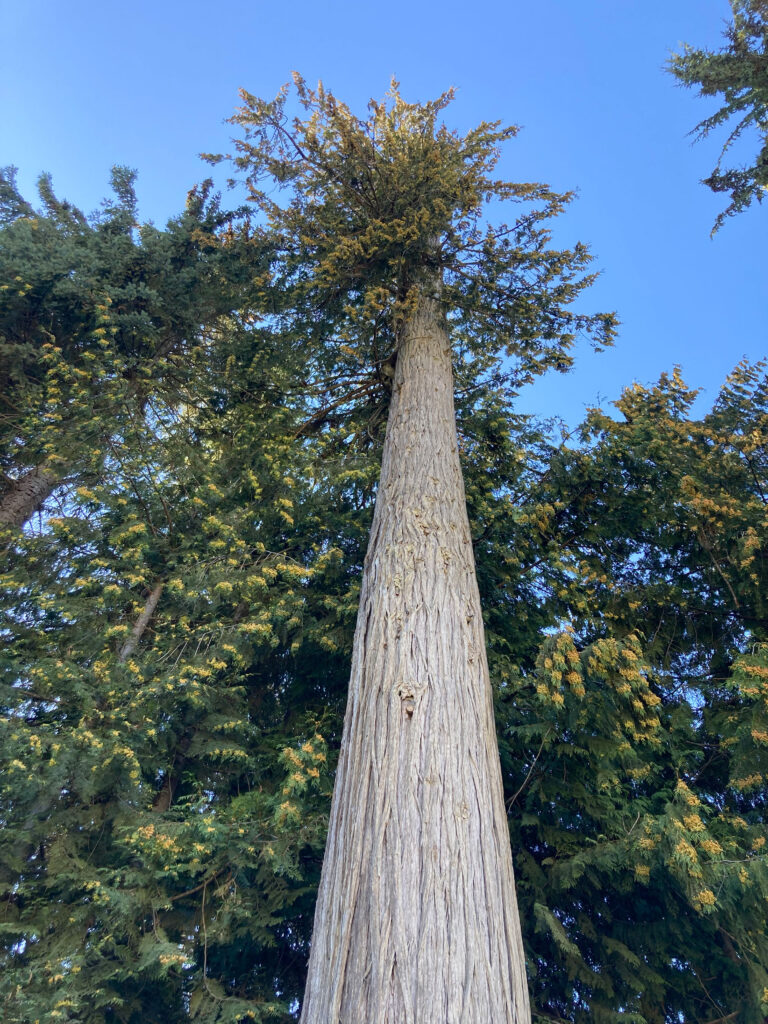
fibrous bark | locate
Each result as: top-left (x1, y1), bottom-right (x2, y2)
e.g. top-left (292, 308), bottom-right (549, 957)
top-left (300, 291), bottom-right (530, 1023)
top-left (0, 462), bottom-right (58, 529)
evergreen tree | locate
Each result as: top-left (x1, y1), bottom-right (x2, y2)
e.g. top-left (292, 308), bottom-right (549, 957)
top-left (4, 80), bottom-right (767, 1024)
top-left (498, 362), bottom-right (768, 1022)
top-left (669, 0), bottom-right (768, 230)
top-left (216, 76), bottom-right (616, 1023)
top-left (0, 174), bottom-right (331, 1023)
top-left (0, 165), bottom-right (245, 529)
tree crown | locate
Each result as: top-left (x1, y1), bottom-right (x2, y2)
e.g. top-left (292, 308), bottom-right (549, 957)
top-left (208, 76), bottom-right (617, 383)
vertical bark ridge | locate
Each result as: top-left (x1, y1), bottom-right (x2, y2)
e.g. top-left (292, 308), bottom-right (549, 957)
top-left (300, 292), bottom-right (530, 1023)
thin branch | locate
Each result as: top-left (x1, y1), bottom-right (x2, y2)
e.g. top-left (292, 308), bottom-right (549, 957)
top-left (507, 729), bottom-right (551, 808)
top-left (170, 869), bottom-right (231, 903)
top-left (119, 581), bottom-right (164, 661)
top-left (701, 540), bottom-right (740, 611)
top-left (293, 380), bottom-right (381, 437)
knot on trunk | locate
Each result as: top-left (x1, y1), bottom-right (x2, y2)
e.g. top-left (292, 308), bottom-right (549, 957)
top-left (395, 680), bottom-right (423, 718)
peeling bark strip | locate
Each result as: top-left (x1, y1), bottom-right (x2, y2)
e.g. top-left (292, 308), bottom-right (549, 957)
top-left (301, 294), bottom-right (530, 1023)
top-left (0, 462), bottom-right (58, 529)
top-left (119, 581), bottom-right (164, 662)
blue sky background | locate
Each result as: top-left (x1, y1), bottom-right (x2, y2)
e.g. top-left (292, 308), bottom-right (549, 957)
top-left (1, 0), bottom-right (764, 427)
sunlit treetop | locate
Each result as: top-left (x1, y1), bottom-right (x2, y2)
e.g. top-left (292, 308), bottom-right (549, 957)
top-left (207, 75), bottom-right (617, 384)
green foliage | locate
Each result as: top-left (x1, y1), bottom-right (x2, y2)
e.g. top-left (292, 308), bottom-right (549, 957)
top-left (0, 164), bottom-right (250, 525)
top-left (669, 0), bottom-right (768, 230)
top-left (209, 74), bottom-right (616, 386)
top-left (0, 172), bottom-right (342, 1023)
top-left (2, 82), bottom-right (767, 1024)
top-left (493, 361), bottom-right (768, 1022)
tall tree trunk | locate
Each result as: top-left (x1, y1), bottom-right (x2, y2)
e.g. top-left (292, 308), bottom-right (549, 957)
top-left (300, 290), bottom-right (530, 1023)
top-left (0, 461), bottom-right (58, 529)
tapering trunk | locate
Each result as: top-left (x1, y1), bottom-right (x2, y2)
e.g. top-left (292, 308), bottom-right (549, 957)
top-left (300, 291), bottom-right (530, 1023)
top-left (0, 461), bottom-right (58, 529)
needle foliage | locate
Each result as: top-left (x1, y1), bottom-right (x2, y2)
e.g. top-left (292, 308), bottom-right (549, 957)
top-left (669, 0), bottom-right (768, 230)
top-left (0, 81), bottom-right (766, 1024)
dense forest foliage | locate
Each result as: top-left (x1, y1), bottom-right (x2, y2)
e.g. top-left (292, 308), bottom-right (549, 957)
top-left (2, 6), bottom-right (767, 1019)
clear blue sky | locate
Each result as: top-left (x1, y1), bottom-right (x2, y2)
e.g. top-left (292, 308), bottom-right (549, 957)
top-left (1, 0), bottom-right (764, 427)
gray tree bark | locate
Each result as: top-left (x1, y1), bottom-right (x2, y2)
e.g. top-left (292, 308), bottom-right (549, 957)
top-left (119, 581), bottom-right (164, 662)
top-left (0, 462), bottom-right (58, 529)
top-left (300, 290), bottom-right (530, 1023)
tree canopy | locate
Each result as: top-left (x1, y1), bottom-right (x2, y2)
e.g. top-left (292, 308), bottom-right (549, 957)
top-left (0, 79), bottom-right (766, 1024)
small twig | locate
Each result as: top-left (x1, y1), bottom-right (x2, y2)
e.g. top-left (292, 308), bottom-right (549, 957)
top-left (698, 528), bottom-right (740, 610)
top-left (624, 812), bottom-right (641, 837)
top-left (507, 729), bottom-right (551, 808)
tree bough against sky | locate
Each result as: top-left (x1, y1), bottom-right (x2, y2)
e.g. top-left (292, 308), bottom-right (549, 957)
top-left (670, 0), bottom-right (768, 231)
top-left (215, 76), bottom-right (617, 1022)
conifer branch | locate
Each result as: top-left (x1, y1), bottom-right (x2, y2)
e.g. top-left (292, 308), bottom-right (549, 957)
top-left (119, 581), bottom-right (164, 661)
